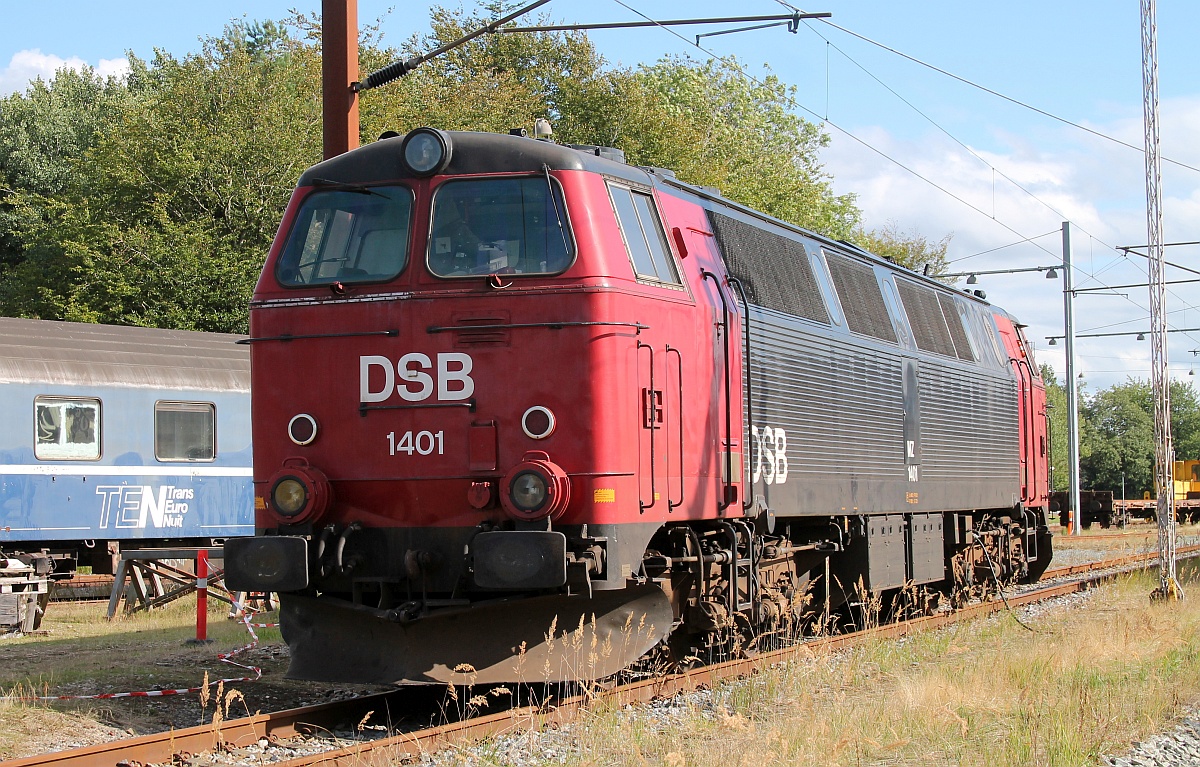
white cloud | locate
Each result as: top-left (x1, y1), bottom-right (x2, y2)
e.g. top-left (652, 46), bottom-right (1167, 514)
top-left (820, 97), bottom-right (1200, 390)
top-left (0, 49), bottom-right (129, 96)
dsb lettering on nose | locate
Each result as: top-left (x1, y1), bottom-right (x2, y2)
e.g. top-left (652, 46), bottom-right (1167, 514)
top-left (359, 353), bottom-right (475, 403)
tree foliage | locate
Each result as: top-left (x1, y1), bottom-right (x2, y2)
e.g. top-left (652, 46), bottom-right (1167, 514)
top-left (1040, 363), bottom-right (1071, 492)
top-left (851, 221), bottom-right (951, 277)
top-left (0, 24), bottom-right (320, 331)
top-left (0, 5), bottom-right (873, 332)
top-left (1080, 381), bottom-right (1157, 496)
top-left (1041, 366), bottom-right (1200, 497)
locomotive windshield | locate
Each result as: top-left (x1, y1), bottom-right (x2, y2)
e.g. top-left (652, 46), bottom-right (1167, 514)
top-left (428, 177), bottom-right (574, 277)
top-left (276, 186), bottom-right (413, 287)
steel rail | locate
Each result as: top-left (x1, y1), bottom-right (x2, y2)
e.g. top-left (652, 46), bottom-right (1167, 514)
top-left (13, 544), bottom-right (1200, 767)
top-left (263, 544), bottom-right (1200, 767)
top-left (0, 688), bottom-right (444, 767)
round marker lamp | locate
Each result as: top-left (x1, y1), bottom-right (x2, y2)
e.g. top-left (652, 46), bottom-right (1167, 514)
top-left (400, 128), bottom-right (453, 176)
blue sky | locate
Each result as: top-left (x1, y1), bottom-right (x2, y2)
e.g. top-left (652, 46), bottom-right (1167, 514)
top-left (3, 1), bottom-right (1199, 390)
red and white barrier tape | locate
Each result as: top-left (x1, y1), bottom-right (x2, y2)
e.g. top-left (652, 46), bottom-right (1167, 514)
top-left (2, 603), bottom-right (275, 701)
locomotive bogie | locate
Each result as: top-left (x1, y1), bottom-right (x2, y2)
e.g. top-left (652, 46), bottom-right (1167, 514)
top-left (230, 127), bottom-right (1053, 685)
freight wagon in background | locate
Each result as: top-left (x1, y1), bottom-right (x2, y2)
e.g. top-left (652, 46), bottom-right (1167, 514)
top-left (1049, 490), bottom-right (1115, 529)
top-left (1051, 461), bottom-right (1200, 530)
top-left (0, 318), bottom-right (253, 631)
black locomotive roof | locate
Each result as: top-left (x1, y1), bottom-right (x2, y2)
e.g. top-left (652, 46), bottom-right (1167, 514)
top-left (299, 130), bottom-right (993, 310)
top-left (298, 130), bottom-right (652, 187)
top-left (0, 317), bottom-right (249, 391)
top-left (648, 171), bottom-right (995, 307)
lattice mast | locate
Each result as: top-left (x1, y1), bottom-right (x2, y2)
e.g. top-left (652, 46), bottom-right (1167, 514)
top-left (1141, 0), bottom-right (1180, 599)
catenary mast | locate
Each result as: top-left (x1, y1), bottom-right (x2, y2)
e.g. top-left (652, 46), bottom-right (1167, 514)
top-left (1141, 0), bottom-right (1180, 600)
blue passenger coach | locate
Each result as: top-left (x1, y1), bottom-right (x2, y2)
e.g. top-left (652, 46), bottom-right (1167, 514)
top-left (0, 318), bottom-right (252, 575)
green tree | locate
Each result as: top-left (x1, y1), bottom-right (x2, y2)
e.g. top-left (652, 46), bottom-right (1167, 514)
top-left (851, 221), bottom-right (951, 276)
top-left (1077, 378), bottom-right (1200, 496)
top-left (0, 24), bottom-right (321, 332)
top-left (0, 5), bottom-right (872, 331)
top-left (1041, 364), bottom-right (1071, 492)
top-left (0, 67), bottom-right (129, 270)
top-left (1176, 381), bottom-right (1200, 461)
top-left (1080, 383), bottom-right (1155, 495)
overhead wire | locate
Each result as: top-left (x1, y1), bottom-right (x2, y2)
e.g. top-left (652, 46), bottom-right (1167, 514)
top-left (605, 0), bottom-right (1200, 354)
top-left (815, 18), bottom-right (1200, 176)
top-left (747, 4), bottom-right (1200, 351)
top-left (947, 232), bottom-right (1062, 266)
top-left (768, 1), bottom-right (1200, 345)
top-left (799, 21), bottom-right (1189, 303)
top-left (607, 0), bottom-right (1059, 262)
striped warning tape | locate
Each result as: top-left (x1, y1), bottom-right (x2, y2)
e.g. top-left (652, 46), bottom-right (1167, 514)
top-left (1, 602), bottom-right (275, 701)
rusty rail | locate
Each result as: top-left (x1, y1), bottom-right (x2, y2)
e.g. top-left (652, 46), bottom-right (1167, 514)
top-left (12, 545), bottom-right (1199, 767)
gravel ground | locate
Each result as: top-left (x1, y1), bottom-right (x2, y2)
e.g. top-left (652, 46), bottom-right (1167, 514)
top-left (14, 540), bottom-right (1194, 765)
top-left (1105, 717), bottom-right (1200, 766)
top-left (394, 589), bottom-right (1111, 767)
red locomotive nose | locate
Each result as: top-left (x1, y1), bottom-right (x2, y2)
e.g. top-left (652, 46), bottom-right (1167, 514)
top-left (499, 451), bottom-right (571, 522)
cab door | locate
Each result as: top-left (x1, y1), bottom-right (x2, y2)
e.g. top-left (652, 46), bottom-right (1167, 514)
top-left (608, 182), bottom-right (688, 516)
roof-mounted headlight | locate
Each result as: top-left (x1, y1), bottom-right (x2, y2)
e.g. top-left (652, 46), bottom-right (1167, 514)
top-left (400, 128), bottom-right (452, 176)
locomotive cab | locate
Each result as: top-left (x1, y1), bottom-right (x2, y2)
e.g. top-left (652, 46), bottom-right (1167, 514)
top-left (227, 128), bottom-right (700, 683)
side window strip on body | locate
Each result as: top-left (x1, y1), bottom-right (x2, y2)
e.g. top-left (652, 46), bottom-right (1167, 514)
top-left (608, 183), bottom-right (681, 285)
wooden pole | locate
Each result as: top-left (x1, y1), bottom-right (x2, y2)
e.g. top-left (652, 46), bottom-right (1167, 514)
top-left (322, 0), bottom-right (359, 159)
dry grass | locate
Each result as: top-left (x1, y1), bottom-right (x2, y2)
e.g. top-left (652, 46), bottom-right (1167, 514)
top-left (555, 563), bottom-right (1200, 767)
top-left (11, 553), bottom-right (1200, 765)
top-left (1, 597), bottom-right (274, 690)
top-left (0, 596), bottom-right (281, 758)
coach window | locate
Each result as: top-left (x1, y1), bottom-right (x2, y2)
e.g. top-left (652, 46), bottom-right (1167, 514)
top-left (608, 183), bottom-right (681, 286)
top-left (34, 396), bottom-right (101, 461)
top-left (276, 186), bottom-right (412, 287)
top-left (428, 177), bottom-right (575, 277)
top-left (155, 402), bottom-right (216, 462)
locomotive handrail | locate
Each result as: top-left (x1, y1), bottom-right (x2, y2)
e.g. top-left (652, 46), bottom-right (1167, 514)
top-left (727, 277), bottom-right (756, 513)
top-left (426, 321), bottom-right (647, 334)
top-left (702, 271), bottom-right (735, 512)
top-left (666, 344), bottom-right (684, 512)
top-left (237, 329), bottom-right (399, 344)
top-left (638, 340), bottom-right (658, 514)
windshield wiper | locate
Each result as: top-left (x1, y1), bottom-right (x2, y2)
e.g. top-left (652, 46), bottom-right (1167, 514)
top-left (310, 178), bottom-right (392, 199)
top-left (542, 164), bottom-right (570, 254)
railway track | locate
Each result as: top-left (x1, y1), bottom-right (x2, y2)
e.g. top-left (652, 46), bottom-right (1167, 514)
top-left (10, 544), bottom-right (1199, 767)
top-left (48, 574), bottom-right (114, 602)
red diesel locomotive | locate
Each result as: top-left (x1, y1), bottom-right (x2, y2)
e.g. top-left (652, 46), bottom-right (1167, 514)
top-left (226, 127), bottom-right (1052, 684)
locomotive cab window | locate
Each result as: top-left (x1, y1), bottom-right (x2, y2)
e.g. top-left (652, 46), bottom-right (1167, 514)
top-left (276, 186), bottom-right (412, 287)
top-left (608, 183), bottom-right (681, 286)
top-left (428, 177), bottom-right (575, 277)
top-left (34, 396), bottom-right (101, 461)
top-left (155, 401), bottom-right (216, 462)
